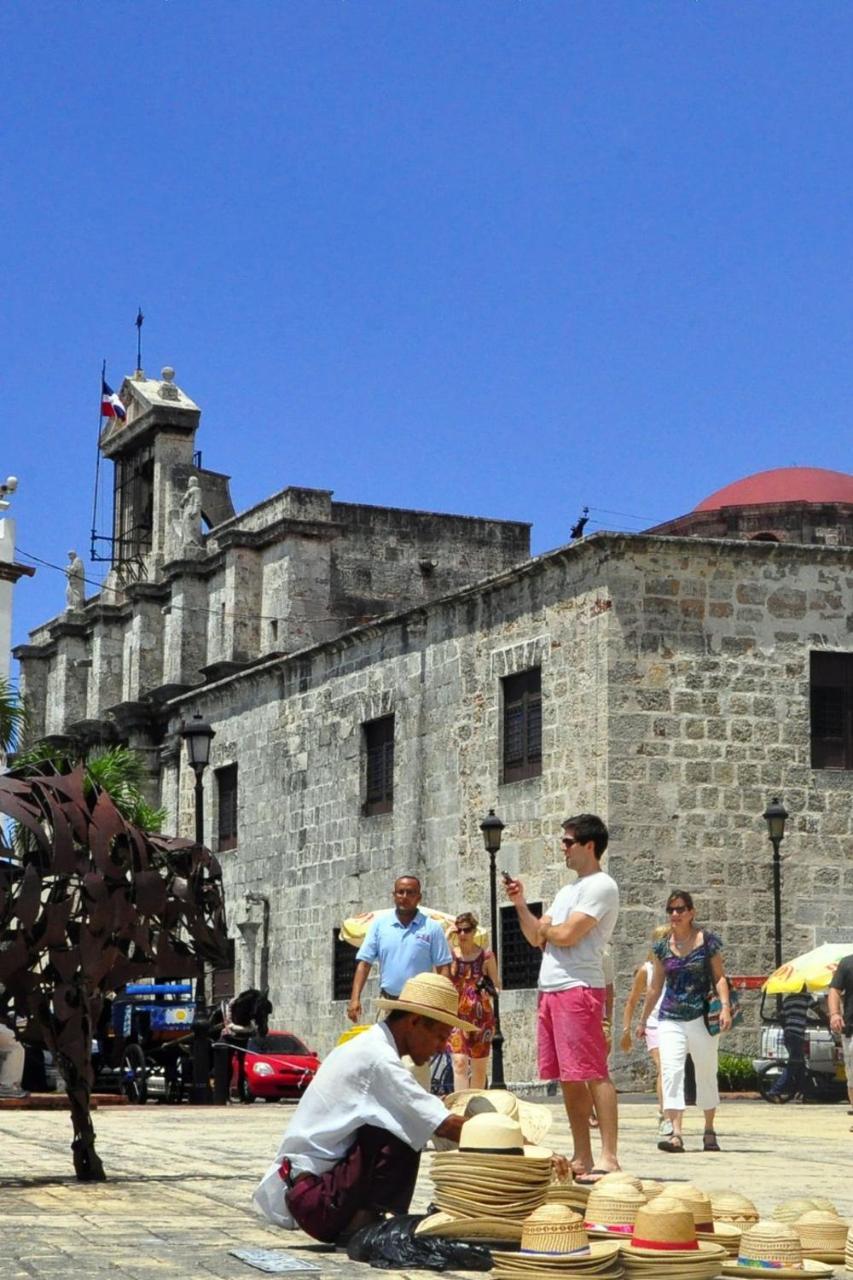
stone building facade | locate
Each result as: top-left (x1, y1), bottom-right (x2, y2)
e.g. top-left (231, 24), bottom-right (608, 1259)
top-left (14, 371), bottom-right (853, 1084)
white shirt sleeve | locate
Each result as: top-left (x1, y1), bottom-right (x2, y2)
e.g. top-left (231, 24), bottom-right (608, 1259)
top-left (575, 875), bottom-right (618, 921)
top-left (365, 1052), bottom-right (449, 1151)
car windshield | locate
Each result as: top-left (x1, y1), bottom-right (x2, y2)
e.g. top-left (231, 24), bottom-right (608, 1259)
top-left (248, 1034), bottom-right (309, 1054)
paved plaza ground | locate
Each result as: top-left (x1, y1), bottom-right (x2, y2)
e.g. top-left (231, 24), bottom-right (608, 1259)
top-left (1, 1096), bottom-right (851, 1280)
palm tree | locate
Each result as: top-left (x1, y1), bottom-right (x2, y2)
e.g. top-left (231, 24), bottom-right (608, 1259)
top-left (0, 675), bottom-right (27, 759)
top-left (12, 741), bottom-right (166, 832)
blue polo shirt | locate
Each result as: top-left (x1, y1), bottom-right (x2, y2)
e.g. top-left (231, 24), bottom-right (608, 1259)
top-left (356, 909), bottom-right (452, 998)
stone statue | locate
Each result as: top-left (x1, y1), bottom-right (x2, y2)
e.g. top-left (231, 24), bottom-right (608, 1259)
top-left (178, 476), bottom-right (204, 553)
top-left (65, 550), bottom-right (85, 610)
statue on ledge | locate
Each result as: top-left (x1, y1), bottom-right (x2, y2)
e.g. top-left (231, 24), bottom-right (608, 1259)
top-left (65, 550), bottom-right (85, 611)
top-left (177, 476), bottom-right (204, 556)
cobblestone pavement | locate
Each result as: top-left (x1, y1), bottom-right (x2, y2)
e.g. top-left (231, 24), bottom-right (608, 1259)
top-left (1, 1097), bottom-right (851, 1280)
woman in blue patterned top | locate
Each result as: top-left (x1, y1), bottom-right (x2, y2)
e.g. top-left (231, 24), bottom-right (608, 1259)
top-left (636, 890), bottom-right (732, 1153)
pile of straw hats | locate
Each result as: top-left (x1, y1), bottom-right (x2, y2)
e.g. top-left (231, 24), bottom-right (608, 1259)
top-left (621, 1202), bottom-right (728, 1280)
top-left (490, 1205), bottom-right (623, 1278)
top-left (773, 1198), bottom-right (839, 1223)
top-left (655, 1185), bottom-right (742, 1256)
top-left (428, 1113), bottom-right (553, 1234)
top-left (720, 1221), bottom-right (835, 1279)
top-left (845, 1224), bottom-right (853, 1273)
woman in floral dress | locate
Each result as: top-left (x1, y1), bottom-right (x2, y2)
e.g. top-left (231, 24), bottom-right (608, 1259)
top-left (447, 911), bottom-right (501, 1092)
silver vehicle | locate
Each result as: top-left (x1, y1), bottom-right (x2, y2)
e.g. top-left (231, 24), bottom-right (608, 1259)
top-left (753, 992), bottom-right (846, 1102)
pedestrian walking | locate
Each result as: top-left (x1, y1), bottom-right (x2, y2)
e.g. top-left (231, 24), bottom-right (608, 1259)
top-left (447, 911), bottom-right (501, 1092)
top-left (505, 812), bottom-right (620, 1182)
top-left (0, 992), bottom-right (28, 1100)
top-left (620, 924), bottom-right (670, 1135)
top-left (637, 889), bottom-right (731, 1153)
top-left (766, 990), bottom-right (814, 1102)
top-left (827, 950), bottom-right (853, 1123)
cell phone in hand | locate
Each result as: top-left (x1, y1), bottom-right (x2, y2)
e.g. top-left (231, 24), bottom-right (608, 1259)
top-left (501, 870), bottom-right (513, 884)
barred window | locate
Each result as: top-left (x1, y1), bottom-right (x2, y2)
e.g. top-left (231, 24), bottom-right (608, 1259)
top-left (212, 939), bottom-right (235, 1002)
top-left (500, 901), bottom-right (543, 990)
top-left (811, 652), bottom-right (853, 770)
top-left (332, 928), bottom-right (358, 1001)
top-left (216, 764), bottom-right (238, 851)
top-left (363, 715), bottom-right (394, 815)
top-left (502, 668), bottom-right (542, 783)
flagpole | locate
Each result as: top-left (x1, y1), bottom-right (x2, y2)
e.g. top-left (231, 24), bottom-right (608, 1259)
top-left (89, 360), bottom-right (106, 562)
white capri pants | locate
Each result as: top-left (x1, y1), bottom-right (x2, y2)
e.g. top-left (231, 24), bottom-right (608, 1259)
top-left (658, 1015), bottom-right (720, 1111)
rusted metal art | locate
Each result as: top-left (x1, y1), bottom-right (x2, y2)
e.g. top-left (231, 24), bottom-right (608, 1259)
top-left (0, 763), bottom-right (228, 1180)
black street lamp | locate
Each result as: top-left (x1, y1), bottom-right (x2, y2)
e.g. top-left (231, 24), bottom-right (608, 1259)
top-left (180, 712), bottom-right (216, 1103)
top-left (479, 808), bottom-right (506, 1089)
top-left (763, 797), bottom-right (789, 971)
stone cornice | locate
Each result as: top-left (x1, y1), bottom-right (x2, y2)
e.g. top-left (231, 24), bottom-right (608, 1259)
top-left (0, 560), bottom-right (35, 583)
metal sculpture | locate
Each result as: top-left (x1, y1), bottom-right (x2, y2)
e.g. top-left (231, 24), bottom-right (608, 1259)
top-left (0, 763), bottom-right (228, 1180)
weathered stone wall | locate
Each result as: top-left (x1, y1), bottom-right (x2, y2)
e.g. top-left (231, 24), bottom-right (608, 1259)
top-left (162, 534), bottom-right (853, 1088)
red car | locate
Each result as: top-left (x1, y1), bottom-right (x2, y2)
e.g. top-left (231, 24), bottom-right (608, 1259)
top-left (232, 1031), bottom-right (320, 1101)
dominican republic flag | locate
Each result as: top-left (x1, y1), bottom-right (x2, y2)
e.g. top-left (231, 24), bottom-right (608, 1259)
top-left (101, 380), bottom-right (127, 420)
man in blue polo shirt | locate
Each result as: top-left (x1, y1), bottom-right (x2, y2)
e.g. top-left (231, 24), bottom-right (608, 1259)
top-left (347, 876), bottom-right (452, 1022)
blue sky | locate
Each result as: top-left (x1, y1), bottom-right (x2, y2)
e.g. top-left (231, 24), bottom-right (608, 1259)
top-left (3, 1), bottom-right (852, 652)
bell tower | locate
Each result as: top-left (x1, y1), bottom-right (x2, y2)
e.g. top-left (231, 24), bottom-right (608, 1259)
top-left (98, 366), bottom-right (201, 582)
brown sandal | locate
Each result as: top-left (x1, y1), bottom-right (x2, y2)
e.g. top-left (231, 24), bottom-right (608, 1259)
top-left (657, 1135), bottom-right (684, 1153)
top-left (703, 1131), bottom-right (721, 1151)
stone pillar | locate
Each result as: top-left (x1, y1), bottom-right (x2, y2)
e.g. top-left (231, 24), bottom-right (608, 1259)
top-left (224, 547), bottom-right (261, 662)
top-left (162, 567), bottom-right (210, 685)
top-left (86, 609), bottom-right (126, 719)
top-left (44, 622), bottom-right (90, 735)
top-left (121, 592), bottom-right (165, 702)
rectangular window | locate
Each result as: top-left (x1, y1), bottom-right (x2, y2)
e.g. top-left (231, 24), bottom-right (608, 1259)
top-left (363, 714), bottom-right (394, 814)
top-left (502, 667), bottom-right (542, 783)
top-left (332, 928), bottom-right (358, 1001)
top-left (212, 939), bottom-right (235, 1002)
top-left (500, 901), bottom-right (543, 990)
top-left (811, 652), bottom-right (853, 769)
top-left (216, 764), bottom-right (238, 851)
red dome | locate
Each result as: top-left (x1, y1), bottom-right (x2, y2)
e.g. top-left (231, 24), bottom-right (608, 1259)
top-left (694, 466), bottom-right (853, 512)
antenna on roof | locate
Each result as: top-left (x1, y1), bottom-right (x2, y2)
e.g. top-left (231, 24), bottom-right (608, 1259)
top-left (570, 506), bottom-right (589, 541)
top-left (135, 307), bottom-right (144, 377)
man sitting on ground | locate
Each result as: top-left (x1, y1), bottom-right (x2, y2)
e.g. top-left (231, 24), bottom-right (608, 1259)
top-left (253, 973), bottom-right (476, 1244)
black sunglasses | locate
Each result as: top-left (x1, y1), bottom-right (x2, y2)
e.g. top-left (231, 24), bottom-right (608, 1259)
top-left (456, 925), bottom-right (474, 934)
top-left (667, 905), bottom-right (689, 915)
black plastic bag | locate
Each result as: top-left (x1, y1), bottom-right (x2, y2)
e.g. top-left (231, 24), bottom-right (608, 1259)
top-left (346, 1213), bottom-right (493, 1271)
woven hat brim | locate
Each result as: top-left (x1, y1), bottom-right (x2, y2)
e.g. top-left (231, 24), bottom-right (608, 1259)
top-left (415, 1213), bottom-right (523, 1241)
top-left (493, 1242), bottom-right (621, 1264)
top-left (801, 1252), bottom-right (845, 1264)
top-left (622, 1242), bottom-right (726, 1259)
top-left (375, 994), bottom-right (478, 1031)
top-left (444, 1144), bottom-right (554, 1163)
top-left (721, 1262), bottom-right (834, 1280)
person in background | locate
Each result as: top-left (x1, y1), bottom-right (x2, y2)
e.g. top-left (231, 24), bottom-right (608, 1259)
top-left (767, 988), bottom-right (814, 1101)
top-left (620, 924), bottom-right (671, 1136)
top-left (827, 950), bottom-right (853, 1124)
top-left (347, 876), bottom-right (451, 1021)
top-left (637, 889), bottom-right (731, 1154)
top-left (0, 995), bottom-right (28, 1100)
top-left (447, 911), bottom-right (501, 1092)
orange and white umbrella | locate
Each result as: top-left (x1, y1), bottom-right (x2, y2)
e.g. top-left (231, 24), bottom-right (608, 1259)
top-left (340, 906), bottom-right (489, 950)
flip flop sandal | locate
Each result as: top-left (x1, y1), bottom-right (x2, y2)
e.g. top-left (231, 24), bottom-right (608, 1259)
top-left (703, 1131), bottom-right (721, 1151)
top-left (657, 1135), bottom-right (684, 1153)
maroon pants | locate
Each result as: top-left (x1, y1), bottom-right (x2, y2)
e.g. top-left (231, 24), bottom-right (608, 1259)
top-left (285, 1125), bottom-right (420, 1244)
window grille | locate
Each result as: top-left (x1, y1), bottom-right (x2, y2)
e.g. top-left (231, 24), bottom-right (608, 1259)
top-left (810, 652), bottom-right (853, 769)
top-left (500, 901), bottom-right (543, 990)
top-left (502, 668), bottom-right (542, 783)
top-left (332, 928), bottom-right (358, 1001)
top-left (212, 940), bottom-right (235, 1002)
top-left (216, 764), bottom-right (238, 851)
top-left (363, 714), bottom-right (394, 814)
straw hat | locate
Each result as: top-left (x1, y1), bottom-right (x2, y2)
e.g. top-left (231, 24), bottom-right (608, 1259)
top-left (451, 1113), bottom-right (553, 1161)
top-left (656, 1186), bottom-right (714, 1231)
top-left (845, 1223), bottom-right (853, 1270)
top-left (443, 1089), bottom-right (553, 1146)
top-left (773, 1198), bottom-right (822, 1224)
top-left (793, 1210), bottom-right (848, 1261)
top-left (491, 1205), bottom-right (623, 1271)
top-left (415, 1211), bottom-right (523, 1242)
top-left (376, 972), bottom-right (478, 1030)
top-left (595, 1172), bottom-right (644, 1191)
top-left (720, 1220), bottom-right (835, 1279)
top-left (623, 1202), bottom-right (727, 1260)
top-left (584, 1183), bottom-right (647, 1237)
top-left (709, 1190), bottom-right (760, 1225)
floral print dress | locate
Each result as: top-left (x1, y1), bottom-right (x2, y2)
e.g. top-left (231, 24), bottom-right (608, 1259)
top-left (447, 948), bottom-right (496, 1059)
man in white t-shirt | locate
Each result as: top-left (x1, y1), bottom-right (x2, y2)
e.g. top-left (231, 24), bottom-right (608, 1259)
top-left (506, 812), bottom-right (620, 1182)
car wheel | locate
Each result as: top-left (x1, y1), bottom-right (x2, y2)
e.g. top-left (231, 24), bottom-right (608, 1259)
top-left (121, 1044), bottom-right (148, 1105)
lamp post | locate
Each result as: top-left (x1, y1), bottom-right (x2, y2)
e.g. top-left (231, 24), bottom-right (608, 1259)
top-left (479, 808), bottom-right (506, 1089)
top-left (180, 712), bottom-right (215, 1103)
top-left (763, 797), bottom-right (789, 971)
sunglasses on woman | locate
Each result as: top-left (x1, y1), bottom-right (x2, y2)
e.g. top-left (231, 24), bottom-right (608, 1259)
top-left (668, 905), bottom-right (688, 915)
top-left (456, 925), bottom-right (474, 934)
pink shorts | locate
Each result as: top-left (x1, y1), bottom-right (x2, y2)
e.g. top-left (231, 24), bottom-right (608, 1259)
top-left (537, 986), bottom-right (609, 1082)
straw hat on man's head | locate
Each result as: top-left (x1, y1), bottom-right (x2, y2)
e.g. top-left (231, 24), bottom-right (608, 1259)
top-left (376, 972), bottom-right (478, 1031)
